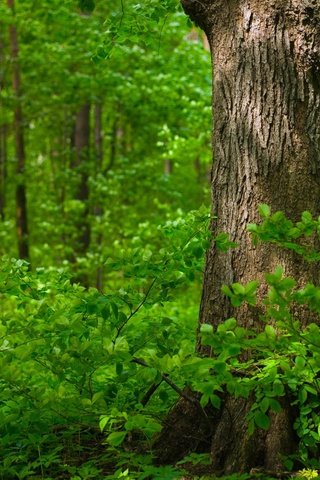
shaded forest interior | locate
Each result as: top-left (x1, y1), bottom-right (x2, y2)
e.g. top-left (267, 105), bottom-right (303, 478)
top-left (2, 0), bottom-right (320, 479)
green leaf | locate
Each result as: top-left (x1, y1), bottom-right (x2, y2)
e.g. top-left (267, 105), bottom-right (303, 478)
top-left (266, 266), bottom-right (283, 284)
top-left (295, 356), bottom-right (306, 370)
top-left (107, 431), bottom-right (127, 446)
top-left (248, 418), bottom-right (255, 436)
top-left (224, 317), bottom-right (237, 331)
top-left (301, 211), bottom-right (313, 223)
top-left (99, 416), bottom-right (110, 432)
top-left (245, 280), bottom-right (259, 295)
top-left (159, 391), bottom-right (169, 402)
top-left (213, 361), bottom-right (227, 374)
top-left (298, 388), bottom-right (308, 404)
top-left (304, 385), bottom-right (317, 395)
top-left (254, 410), bottom-right (270, 430)
top-left (91, 391), bottom-right (104, 405)
top-left (210, 394), bottom-right (221, 409)
top-left (226, 344), bottom-right (241, 356)
top-left (247, 223), bottom-right (258, 233)
top-left (200, 324), bottom-right (213, 335)
top-left (258, 204), bottom-right (271, 218)
top-left (215, 232), bottom-right (237, 252)
top-left (232, 283), bottom-right (245, 295)
top-left (260, 397), bottom-right (270, 413)
top-left (273, 380), bottom-right (285, 396)
top-left (116, 363), bottom-right (123, 375)
top-left (265, 325), bottom-right (276, 339)
top-left (111, 302), bottom-right (119, 319)
top-left (200, 394), bottom-right (209, 408)
top-left (221, 284), bottom-right (232, 297)
top-left (269, 399), bottom-right (282, 413)
top-left (118, 311), bottom-right (127, 324)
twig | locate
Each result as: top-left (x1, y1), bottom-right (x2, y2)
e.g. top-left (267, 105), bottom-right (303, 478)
top-left (113, 277), bottom-right (157, 343)
top-left (132, 357), bottom-right (199, 407)
top-left (141, 379), bottom-right (163, 407)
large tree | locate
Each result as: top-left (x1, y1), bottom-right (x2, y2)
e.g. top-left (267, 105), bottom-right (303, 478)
top-left (156, 0), bottom-right (320, 473)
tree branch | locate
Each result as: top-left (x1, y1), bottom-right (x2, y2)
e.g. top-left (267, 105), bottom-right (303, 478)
top-left (132, 357), bottom-right (199, 407)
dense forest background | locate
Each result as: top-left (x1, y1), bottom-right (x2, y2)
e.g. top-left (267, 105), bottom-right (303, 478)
top-left (0, 1), bottom-right (214, 478)
top-left (0, 0), bottom-right (211, 280)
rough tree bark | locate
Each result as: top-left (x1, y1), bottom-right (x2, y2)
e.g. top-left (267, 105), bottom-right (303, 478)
top-left (155, 0), bottom-right (320, 473)
top-left (8, 0), bottom-right (29, 260)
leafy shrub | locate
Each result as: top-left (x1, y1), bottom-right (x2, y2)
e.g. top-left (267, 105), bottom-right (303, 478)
top-left (0, 207), bottom-right (209, 479)
top-left (2, 207), bottom-right (320, 478)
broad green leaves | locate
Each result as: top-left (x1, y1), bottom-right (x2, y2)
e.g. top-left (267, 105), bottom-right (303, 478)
top-left (221, 280), bottom-right (259, 307)
top-left (3, 200), bottom-right (320, 475)
top-left (0, 208), bottom-right (209, 477)
top-left (248, 207), bottom-right (320, 260)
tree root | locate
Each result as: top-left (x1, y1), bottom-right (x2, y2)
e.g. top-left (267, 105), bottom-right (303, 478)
top-left (154, 395), bottom-right (299, 474)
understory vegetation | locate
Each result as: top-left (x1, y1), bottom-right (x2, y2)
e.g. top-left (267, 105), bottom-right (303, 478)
top-left (1, 0), bottom-right (320, 479)
top-left (3, 206), bottom-right (320, 479)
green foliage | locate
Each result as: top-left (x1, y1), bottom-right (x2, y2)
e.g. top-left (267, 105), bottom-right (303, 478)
top-left (93, 0), bottom-right (180, 61)
top-left (0, 207), bottom-right (210, 478)
top-left (248, 208), bottom-right (320, 261)
top-left (221, 280), bottom-right (258, 307)
top-left (197, 208), bottom-right (320, 468)
top-left (2, 206), bottom-right (320, 477)
top-left (0, 0), bottom-right (211, 278)
top-left (297, 469), bottom-right (319, 480)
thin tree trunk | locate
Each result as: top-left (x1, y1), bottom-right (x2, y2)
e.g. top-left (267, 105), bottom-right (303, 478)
top-left (0, 124), bottom-right (7, 221)
top-left (194, 156), bottom-right (203, 183)
top-left (104, 116), bottom-right (118, 174)
top-left (0, 29), bottom-right (7, 221)
top-left (94, 103), bottom-right (103, 169)
top-left (74, 103), bottom-right (91, 252)
top-left (8, 0), bottom-right (29, 260)
top-left (71, 103), bottom-right (91, 284)
top-left (155, 0), bottom-right (320, 472)
top-left (94, 102), bottom-right (104, 291)
top-left (164, 159), bottom-right (173, 175)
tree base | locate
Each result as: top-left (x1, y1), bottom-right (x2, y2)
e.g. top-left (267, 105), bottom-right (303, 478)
top-left (154, 395), bottom-right (298, 475)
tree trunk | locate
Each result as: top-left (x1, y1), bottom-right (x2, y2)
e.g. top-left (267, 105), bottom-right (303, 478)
top-left (155, 0), bottom-right (320, 473)
top-left (71, 103), bottom-right (91, 285)
top-left (164, 159), bottom-right (173, 175)
top-left (0, 124), bottom-right (7, 221)
top-left (0, 29), bottom-right (7, 221)
top-left (105, 115), bottom-right (118, 173)
top-left (8, 0), bottom-right (29, 260)
top-left (94, 102), bottom-right (104, 291)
